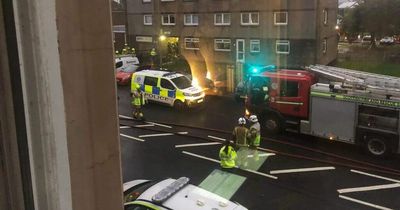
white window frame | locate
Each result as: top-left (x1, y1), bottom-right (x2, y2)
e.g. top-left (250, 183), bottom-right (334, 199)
top-left (142, 0), bottom-right (151, 3)
top-left (214, 39), bottom-right (231, 52)
top-left (184, 14), bottom-right (199, 26)
top-left (161, 0), bottom-right (174, 1)
top-left (143, 14), bottom-right (152, 25)
top-left (250, 40), bottom-right (261, 53)
top-left (323, 9), bottom-right (328, 25)
top-left (322, 38), bottom-right (327, 54)
top-left (214, 13), bottom-right (231, 26)
top-left (274, 11), bottom-right (288, 25)
top-left (161, 14), bottom-right (176, 25)
top-left (184, 38), bottom-right (200, 50)
top-left (241, 12), bottom-right (259, 25)
top-left (276, 40), bottom-right (290, 54)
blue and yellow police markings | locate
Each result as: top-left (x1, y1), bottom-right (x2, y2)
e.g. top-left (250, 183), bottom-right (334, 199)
top-left (143, 84), bottom-right (175, 105)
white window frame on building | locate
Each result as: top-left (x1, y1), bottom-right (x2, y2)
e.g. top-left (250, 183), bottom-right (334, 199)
top-left (161, 0), bottom-right (174, 2)
top-left (236, 39), bottom-right (245, 62)
top-left (322, 38), bottom-right (327, 54)
top-left (276, 40), bottom-right (290, 54)
top-left (250, 40), bottom-right (260, 53)
top-left (142, 0), bottom-right (151, 3)
top-left (214, 13), bottom-right (231, 26)
top-left (214, 39), bottom-right (231, 51)
top-left (323, 9), bottom-right (328, 25)
top-left (184, 38), bottom-right (200, 50)
top-left (143, 14), bottom-right (152, 25)
top-left (274, 11), bottom-right (288, 25)
top-left (184, 14), bottom-right (199, 26)
top-left (241, 12), bottom-right (259, 25)
top-left (161, 14), bottom-right (176, 25)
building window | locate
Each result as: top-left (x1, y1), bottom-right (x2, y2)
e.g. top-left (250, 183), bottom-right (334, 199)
top-left (323, 9), bottom-right (328, 25)
top-left (142, 0), bottom-right (151, 3)
top-left (184, 14), bottom-right (199, 26)
top-left (184, 38), bottom-right (199, 50)
top-left (322, 38), bottom-right (327, 54)
top-left (162, 14), bottom-right (176, 25)
top-left (274, 11), bottom-right (288, 25)
top-left (214, 39), bottom-right (231, 51)
top-left (214, 13), bottom-right (231, 25)
top-left (276, 40), bottom-right (290, 54)
top-left (143, 15), bottom-right (152, 25)
top-left (241, 12), bottom-right (259, 25)
top-left (161, 0), bottom-right (174, 1)
top-left (250, 40), bottom-right (260, 53)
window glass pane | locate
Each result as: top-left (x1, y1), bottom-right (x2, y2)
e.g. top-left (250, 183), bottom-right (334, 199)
top-left (144, 77), bottom-right (158, 86)
top-left (215, 14), bottom-right (222, 24)
top-left (193, 15), bottom-right (199, 24)
top-left (163, 15), bottom-right (169, 23)
top-left (184, 15), bottom-right (190, 24)
top-left (242, 13), bottom-right (249, 23)
top-left (171, 76), bottom-right (192, 89)
top-left (280, 81), bottom-right (298, 97)
top-left (161, 79), bottom-right (175, 90)
top-left (251, 13), bottom-right (259, 24)
top-left (223, 14), bottom-right (231, 24)
top-left (275, 12), bottom-right (287, 24)
top-left (170, 15), bottom-right (175, 23)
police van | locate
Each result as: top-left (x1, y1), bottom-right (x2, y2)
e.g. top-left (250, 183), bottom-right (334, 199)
top-left (123, 177), bottom-right (247, 210)
top-left (131, 70), bottom-right (205, 109)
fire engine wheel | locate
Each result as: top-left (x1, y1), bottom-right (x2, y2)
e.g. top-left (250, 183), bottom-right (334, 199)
top-left (173, 100), bottom-right (186, 111)
top-left (365, 136), bottom-right (390, 157)
top-left (263, 114), bottom-right (282, 134)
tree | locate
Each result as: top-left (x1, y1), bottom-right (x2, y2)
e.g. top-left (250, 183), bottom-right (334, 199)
top-left (342, 0), bottom-right (400, 47)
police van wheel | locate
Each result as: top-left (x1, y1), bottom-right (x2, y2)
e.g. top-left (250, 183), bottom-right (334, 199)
top-left (174, 100), bottom-right (186, 111)
top-left (364, 135), bottom-right (391, 157)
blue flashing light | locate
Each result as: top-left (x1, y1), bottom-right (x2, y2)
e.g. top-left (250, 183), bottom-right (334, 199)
top-left (252, 68), bottom-right (259, 73)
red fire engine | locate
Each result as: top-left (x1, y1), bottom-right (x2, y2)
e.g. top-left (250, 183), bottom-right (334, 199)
top-left (246, 65), bottom-right (400, 157)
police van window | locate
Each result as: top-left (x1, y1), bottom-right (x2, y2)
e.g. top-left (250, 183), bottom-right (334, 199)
top-left (144, 76), bottom-right (158, 86)
top-left (161, 79), bottom-right (175, 90)
top-left (280, 81), bottom-right (298, 97)
top-left (171, 76), bottom-right (192, 89)
top-left (115, 61), bottom-right (123, 68)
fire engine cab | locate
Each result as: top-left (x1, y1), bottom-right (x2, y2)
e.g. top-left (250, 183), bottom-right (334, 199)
top-left (246, 64), bottom-right (400, 157)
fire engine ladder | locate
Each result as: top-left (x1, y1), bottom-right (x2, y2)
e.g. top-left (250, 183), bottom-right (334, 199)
top-left (307, 64), bottom-right (400, 98)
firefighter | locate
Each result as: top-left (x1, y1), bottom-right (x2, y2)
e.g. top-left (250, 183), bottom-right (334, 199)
top-left (219, 139), bottom-right (237, 169)
top-left (248, 115), bottom-right (261, 148)
top-left (232, 117), bottom-right (249, 168)
top-left (131, 84), bottom-right (145, 120)
top-left (233, 117), bottom-right (249, 148)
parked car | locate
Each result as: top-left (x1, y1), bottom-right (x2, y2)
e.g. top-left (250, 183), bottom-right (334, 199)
top-left (380, 36), bottom-right (395, 45)
top-left (361, 35), bottom-right (373, 45)
top-left (123, 177), bottom-right (247, 210)
top-left (115, 56), bottom-right (140, 85)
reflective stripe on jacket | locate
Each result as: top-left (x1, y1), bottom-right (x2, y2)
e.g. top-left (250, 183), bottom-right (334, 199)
top-left (249, 122), bottom-right (261, 146)
top-left (219, 146), bottom-right (237, 168)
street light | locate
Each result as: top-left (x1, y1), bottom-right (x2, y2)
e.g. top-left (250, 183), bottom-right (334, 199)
top-left (159, 35), bottom-right (167, 69)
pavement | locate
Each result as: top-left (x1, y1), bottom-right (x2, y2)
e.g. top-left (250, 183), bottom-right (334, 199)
top-left (117, 85), bottom-right (400, 210)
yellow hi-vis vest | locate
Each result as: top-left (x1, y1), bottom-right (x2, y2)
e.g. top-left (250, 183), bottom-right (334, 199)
top-left (219, 146), bottom-right (237, 168)
top-left (131, 91), bottom-right (144, 106)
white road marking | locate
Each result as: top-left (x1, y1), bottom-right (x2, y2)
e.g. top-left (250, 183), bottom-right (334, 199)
top-left (247, 153), bottom-right (276, 158)
top-left (119, 126), bottom-right (131, 129)
top-left (351, 169), bottom-right (400, 183)
top-left (339, 195), bottom-right (393, 210)
top-left (182, 151), bottom-right (278, 180)
top-left (120, 134), bottom-right (145, 142)
top-left (270, 166), bottom-right (335, 175)
top-left (208, 135), bottom-right (226, 142)
top-left (337, 183), bottom-right (400, 194)
top-left (147, 121), bottom-right (172, 129)
top-left (134, 124), bottom-right (155, 128)
top-left (119, 115), bottom-right (134, 120)
top-left (139, 132), bottom-right (188, 138)
top-left (175, 142), bottom-right (222, 148)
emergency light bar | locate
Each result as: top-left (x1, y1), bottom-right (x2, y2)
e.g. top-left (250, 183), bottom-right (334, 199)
top-left (152, 177), bottom-right (190, 204)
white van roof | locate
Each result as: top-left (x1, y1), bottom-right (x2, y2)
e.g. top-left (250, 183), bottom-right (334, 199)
top-left (135, 70), bottom-right (184, 79)
top-left (137, 178), bottom-right (246, 210)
